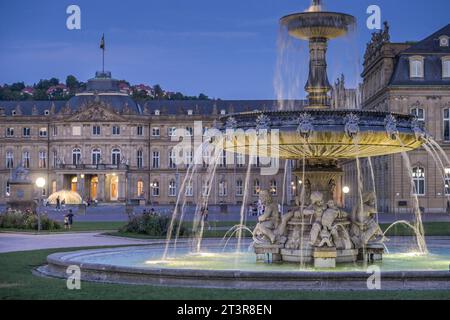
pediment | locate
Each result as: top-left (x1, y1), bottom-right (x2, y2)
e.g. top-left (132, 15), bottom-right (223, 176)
top-left (66, 104), bottom-right (126, 122)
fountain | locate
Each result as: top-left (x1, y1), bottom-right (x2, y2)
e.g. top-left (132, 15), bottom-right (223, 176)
top-left (217, 0), bottom-right (424, 267)
top-left (37, 0), bottom-right (450, 290)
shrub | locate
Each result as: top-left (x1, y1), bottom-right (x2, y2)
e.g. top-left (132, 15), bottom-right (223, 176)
top-left (120, 214), bottom-right (188, 237)
top-left (0, 210), bottom-right (61, 231)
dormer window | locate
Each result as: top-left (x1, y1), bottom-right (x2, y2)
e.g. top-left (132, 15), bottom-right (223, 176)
top-left (11, 110), bottom-right (16, 116)
top-left (442, 56), bottom-right (450, 78)
top-left (220, 109), bottom-right (226, 115)
top-left (154, 109), bottom-right (160, 116)
top-left (409, 56), bottom-right (424, 78)
top-left (439, 35), bottom-right (449, 47)
top-left (44, 109), bottom-right (50, 116)
top-left (187, 109), bottom-right (193, 116)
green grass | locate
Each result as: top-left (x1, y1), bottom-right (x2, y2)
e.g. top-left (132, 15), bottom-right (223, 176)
top-left (0, 247), bottom-right (449, 300)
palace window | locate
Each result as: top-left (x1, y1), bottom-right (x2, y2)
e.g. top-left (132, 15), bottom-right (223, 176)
top-left (409, 56), bottom-right (424, 78)
top-left (6, 181), bottom-right (10, 197)
top-left (185, 181), bottom-right (193, 197)
top-left (137, 126), bottom-right (144, 136)
top-left (72, 148), bottom-right (82, 165)
top-left (38, 151), bottom-right (47, 169)
top-left (72, 126), bottom-right (81, 136)
top-left (445, 168), bottom-right (450, 195)
top-left (6, 128), bottom-right (14, 137)
top-left (112, 125), bottom-right (121, 135)
top-left (270, 180), bottom-right (277, 196)
top-left (92, 125), bottom-right (101, 136)
top-left (152, 151), bottom-right (160, 169)
top-left (410, 107), bottom-right (425, 124)
top-left (218, 180), bottom-right (227, 197)
top-left (184, 150), bottom-right (193, 167)
top-left (202, 180), bottom-right (210, 197)
top-left (137, 180), bottom-right (144, 197)
top-left (444, 109), bottom-right (450, 141)
top-left (39, 128), bottom-right (47, 137)
top-left (111, 148), bottom-right (121, 165)
top-left (23, 127), bottom-right (31, 137)
top-left (168, 127), bottom-right (176, 137)
top-left (219, 150), bottom-right (227, 167)
top-left (442, 57), bottom-right (450, 78)
top-left (253, 179), bottom-right (260, 196)
top-left (92, 149), bottom-right (101, 165)
top-left (169, 180), bottom-right (177, 197)
top-left (53, 151), bottom-right (58, 168)
top-left (137, 149), bottom-right (143, 168)
top-left (236, 179), bottom-right (243, 196)
top-left (440, 35), bottom-right (449, 47)
top-left (185, 127), bottom-right (193, 136)
top-left (412, 167), bottom-right (425, 196)
top-left (22, 151), bottom-right (30, 168)
top-left (236, 153), bottom-right (245, 167)
top-left (151, 127), bottom-right (160, 137)
top-left (52, 126), bottom-right (58, 136)
top-left (151, 181), bottom-right (160, 197)
top-left (169, 150), bottom-right (177, 169)
top-left (202, 148), bottom-right (210, 168)
top-left (6, 151), bottom-right (14, 169)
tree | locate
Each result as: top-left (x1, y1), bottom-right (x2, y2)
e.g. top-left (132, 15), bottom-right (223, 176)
top-left (10, 82), bottom-right (25, 92)
top-left (153, 84), bottom-right (164, 99)
top-left (198, 93), bottom-right (209, 100)
top-left (66, 75), bottom-right (79, 91)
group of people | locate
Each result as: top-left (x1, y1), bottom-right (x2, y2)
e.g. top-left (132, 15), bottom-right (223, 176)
top-left (55, 196), bottom-right (66, 210)
top-left (142, 208), bottom-right (159, 216)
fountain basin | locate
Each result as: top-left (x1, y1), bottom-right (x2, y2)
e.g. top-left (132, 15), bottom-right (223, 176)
top-left (37, 240), bottom-right (450, 290)
top-left (280, 12), bottom-right (356, 40)
top-left (220, 110), bottom-right (423, 159)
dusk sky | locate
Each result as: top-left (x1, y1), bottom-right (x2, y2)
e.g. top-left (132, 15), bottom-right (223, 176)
top-left (0, 0), bottom-right (449, 100)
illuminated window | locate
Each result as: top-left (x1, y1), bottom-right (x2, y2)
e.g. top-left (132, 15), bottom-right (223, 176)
top-left (151, 181), bottom-right (160, 197)
top-left (169, 180), bottom-right (177, 197)
top-left (270, 180), bottom-right (277, 196)
top-left (412, 167), bottom-right (425, 196)
top-left (137, 180), bottom-right (144, 197)
top-left (253, 179), bottom-right (260, 196)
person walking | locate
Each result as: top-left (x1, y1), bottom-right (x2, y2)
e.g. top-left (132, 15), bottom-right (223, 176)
top-left (65, 210), bottom-right (74, 230)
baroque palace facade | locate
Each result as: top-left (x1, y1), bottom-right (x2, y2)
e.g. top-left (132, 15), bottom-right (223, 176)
top-left (0, 72), bottom-right (311, 206)
top-left (343, 23), bottom-right (450, 214)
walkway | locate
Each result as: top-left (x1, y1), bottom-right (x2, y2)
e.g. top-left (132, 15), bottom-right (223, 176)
top-left (0, 232), bottom-right (159, 253)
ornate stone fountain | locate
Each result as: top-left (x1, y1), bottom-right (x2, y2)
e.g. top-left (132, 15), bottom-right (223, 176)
top-left (218, 0), bottom-right (425, 268)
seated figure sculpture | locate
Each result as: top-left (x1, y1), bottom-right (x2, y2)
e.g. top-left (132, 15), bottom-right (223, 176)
top-left (322, 200), bottom-right (353, 249)
top-left (350, 191), bottom-right (385, 247)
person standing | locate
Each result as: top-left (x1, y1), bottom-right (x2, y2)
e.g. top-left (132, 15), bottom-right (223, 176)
top-left (65, 210), bottom-right (74, 230)
top-left (56, 196), bottom-right (61, 211)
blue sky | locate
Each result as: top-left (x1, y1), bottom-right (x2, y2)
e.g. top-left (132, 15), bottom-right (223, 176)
top-left (0, 0), bottom-right (449, 99)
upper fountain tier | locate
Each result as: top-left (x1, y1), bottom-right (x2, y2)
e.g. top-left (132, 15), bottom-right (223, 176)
top-left (280, 0), bottom-right (355, 40)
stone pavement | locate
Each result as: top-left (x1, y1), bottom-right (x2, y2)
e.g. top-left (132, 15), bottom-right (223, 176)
top-left (0, 232), bottom-right (159, 253)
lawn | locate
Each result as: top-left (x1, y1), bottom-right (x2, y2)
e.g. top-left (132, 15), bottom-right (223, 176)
top-left (0, 247), bottom-right (449, 300)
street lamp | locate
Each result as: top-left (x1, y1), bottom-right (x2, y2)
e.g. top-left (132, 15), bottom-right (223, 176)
top-left (343, 186), bottom-right (350, 194)
top-left (35, 177), bottom-right (46, 232)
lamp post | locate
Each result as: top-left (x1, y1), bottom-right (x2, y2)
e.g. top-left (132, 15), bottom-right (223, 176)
top-left (35, 177), bottom-right (46, 233)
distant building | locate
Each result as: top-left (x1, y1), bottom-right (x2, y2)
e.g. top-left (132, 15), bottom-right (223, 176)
top-left (343, 23), bottom-right (450, 214)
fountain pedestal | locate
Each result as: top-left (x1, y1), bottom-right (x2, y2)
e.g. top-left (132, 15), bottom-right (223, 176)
top-left (254, 244), bottom-right (283, 263)
top-left (358, 243), bottom-right (384, 263)
top-left (313, 247), bottom-right (337, 268)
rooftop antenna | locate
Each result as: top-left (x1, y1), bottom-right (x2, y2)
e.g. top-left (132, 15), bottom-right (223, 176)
top-left (100, 34), bottom-right (105, 74)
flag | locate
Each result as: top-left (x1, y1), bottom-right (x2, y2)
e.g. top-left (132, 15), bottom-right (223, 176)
top-left (100, 34), bottom-right (105, 50)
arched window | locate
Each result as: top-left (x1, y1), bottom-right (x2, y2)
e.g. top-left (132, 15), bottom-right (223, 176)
top-left (169, 150), bottom-right (177, 169)
top-left (444, 109), bottom-right (450, 141)
top-left (22, 151), bottom-right (30, 168)
top-left (169, 180), bottom-right (177, 197)
top-left (52, 150), bottom-right (58, 168)
top-left (412, 167), bottom-right (425, 196)
top-left (409, 56), bottom-right (424, 78)
top-left (92, 149), bottom-right (101, 165)
top-left (253, 179), bottom-right (260, 196)
top-left (152, 150), bottom-right (160, 169)
top-left (151, 181), bottom-right (160, 197)
top-left (137, 180), bottom-right (144, 197)
top-left (410, 107), bottom-right (425, 123)
top-left (72, 148), bottom-right (81, 165)
top-left (270, 180), bottom-right (277, 196)
top-left (38, 151), bottom-right (47, 169)
top-left (236, 179), bottom-right (243, 196)
top-left (137, 149), bottom-right (143, 168)
top-left (219, 180), bottom-right (227, 197)
top-left (185, 180), bottom-right (193, 197)
top-left (111, 148), bottom-right (121, 166)
top-left (445, 168), bottom-right (450, 195)
top-left (202, 180), bottom-right (209, 197)
top-left (6, 151), bottom-right (14, 169)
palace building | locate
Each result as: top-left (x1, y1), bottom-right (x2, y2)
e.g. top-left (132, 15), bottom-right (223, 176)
top-left (0, 71), bottom-right (311, 206)
top-left (342, 23), bottom-right (450, 214)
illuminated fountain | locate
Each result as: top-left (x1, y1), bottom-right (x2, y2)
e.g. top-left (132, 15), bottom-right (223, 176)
top-left (218, 0), bottom-right (425, 267)
top-left (38, 0), bottom-right (450, 289)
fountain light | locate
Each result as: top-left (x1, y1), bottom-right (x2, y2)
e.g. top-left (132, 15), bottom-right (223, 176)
top-left (342, 186), bottom-right (350, 194)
